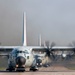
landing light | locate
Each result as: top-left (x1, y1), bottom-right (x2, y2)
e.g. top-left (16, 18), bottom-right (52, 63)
top-left (37, 63), bottom-right (38, 65)
top-left (16, 65), bottom-right (18, 67)
top-left (23, 65), bottom-right (25, 67)
top-left (62, 54), bottom-right (66, 57)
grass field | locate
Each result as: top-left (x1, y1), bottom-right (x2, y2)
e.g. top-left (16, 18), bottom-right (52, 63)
top-left (0, 56), bottom-right (8, 70)
top-left (65, 64), bottom-right (75, 70)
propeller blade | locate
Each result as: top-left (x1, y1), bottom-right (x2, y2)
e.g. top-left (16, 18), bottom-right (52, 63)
top-left (50, 51), bottom-right (55, 59)
top-left (45, 41), bottom-right (56, 60)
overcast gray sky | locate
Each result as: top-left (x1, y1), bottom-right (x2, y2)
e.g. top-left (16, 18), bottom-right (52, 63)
top-left (0, 0), bottom-right (75, 46)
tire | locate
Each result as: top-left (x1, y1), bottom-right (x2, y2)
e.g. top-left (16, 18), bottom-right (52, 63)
top-left (16, 67), bottom-right (25, 72)
top-left (30, 67), bottom-right (38, 71)
top-left (6, 68), bottom-right (15, 72)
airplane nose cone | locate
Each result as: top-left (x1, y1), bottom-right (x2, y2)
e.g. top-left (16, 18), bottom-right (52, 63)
top-left (16, 56), bottom-right (26, 66)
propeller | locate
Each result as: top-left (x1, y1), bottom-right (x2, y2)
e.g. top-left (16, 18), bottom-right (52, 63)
top-left (45, 41), bottom-right (56, 60)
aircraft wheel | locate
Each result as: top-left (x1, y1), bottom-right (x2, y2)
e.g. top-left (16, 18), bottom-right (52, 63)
top-left (30, 69), bottom-right (38, 71)
top-left (30, 67), bottom-right (38, 71)
top-left (6, 68), bottom-right (15, 72)
top-left (16, 67), bottom-right (25, 72)
top-left (16, 69), bottom-right (25, 72)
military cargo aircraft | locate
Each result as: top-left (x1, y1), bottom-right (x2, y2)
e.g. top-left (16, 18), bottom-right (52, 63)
top-left (0, 12), bottom-right (75, 72)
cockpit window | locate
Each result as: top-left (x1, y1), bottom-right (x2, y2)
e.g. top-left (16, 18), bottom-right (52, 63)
top-left (12, 48), bottom-right (29, 55)
top-left (25, 50), bottom-right (29, 54)
top-left (17, 51), bottom-right (25, 53)
top-left (16, 50), bottom-right (29, 54)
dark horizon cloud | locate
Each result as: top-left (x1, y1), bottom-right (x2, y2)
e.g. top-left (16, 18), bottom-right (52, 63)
top-left (0, 0), bottom-right (75, 46)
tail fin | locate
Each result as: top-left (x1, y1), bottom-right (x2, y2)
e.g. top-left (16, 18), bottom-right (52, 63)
top-left (23, 12), bottom-right (27, 46)
top-left (39, 34), bottom-right (42, 46)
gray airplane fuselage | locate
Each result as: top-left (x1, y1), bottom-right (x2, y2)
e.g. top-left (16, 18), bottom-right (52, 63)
top-left (8, 47), bottom-right (35, 68)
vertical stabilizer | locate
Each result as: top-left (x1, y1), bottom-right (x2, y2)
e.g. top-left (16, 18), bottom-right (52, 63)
top-left (39, 34), bottom-right (42, 46)
top-left (23, 12), bottom-right (27, 46)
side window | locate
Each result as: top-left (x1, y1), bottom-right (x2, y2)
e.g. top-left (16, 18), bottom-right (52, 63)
top-left (27, 56), bottom-right (29, 59)
top-left (25, 50), bottom-right (29, 54)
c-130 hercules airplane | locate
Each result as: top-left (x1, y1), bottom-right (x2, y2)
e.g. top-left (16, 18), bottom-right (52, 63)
top-left (0, 12), bottom-right (75, 72)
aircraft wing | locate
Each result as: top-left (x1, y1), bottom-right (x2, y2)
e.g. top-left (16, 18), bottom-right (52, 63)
top-left (32, 47), bottom-right (46, 52)
top-left (0, 46), bottom-right (21, 56)
top-left (32, 46), bottom-right (75, 52)
top-left (51, 46), bottom-right (75, 51)
top-left (30, 46), bottom-right (53, 54)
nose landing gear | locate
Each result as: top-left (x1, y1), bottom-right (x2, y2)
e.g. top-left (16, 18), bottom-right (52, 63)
top-left (16, 67), bottom-right (25, 72)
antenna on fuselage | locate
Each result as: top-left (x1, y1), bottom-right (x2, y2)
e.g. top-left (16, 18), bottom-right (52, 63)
top-left (23, 12), bottom-right (27, 46)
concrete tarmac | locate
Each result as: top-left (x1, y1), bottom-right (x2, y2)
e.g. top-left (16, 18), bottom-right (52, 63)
top-left (0, 72), bottom-right (75, 75)
top-left (0, 66), bottom-right (75, 75)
